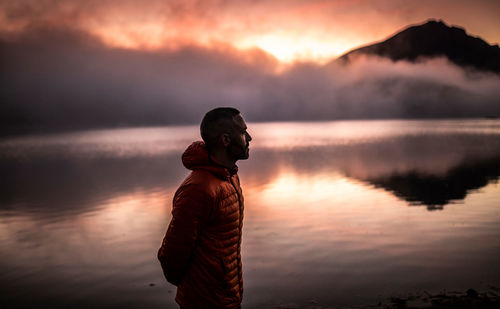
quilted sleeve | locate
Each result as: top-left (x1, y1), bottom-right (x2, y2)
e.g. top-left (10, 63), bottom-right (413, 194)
top-left (157, 183), bottom-right (213, 285)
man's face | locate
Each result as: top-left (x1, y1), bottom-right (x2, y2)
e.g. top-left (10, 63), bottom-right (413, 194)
top-left (227, 114), bottom-right (252, 161)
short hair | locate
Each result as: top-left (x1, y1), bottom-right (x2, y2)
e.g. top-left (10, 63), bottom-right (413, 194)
top-left (200, 107), bottom-right (240, 151)
top-left (200, 107), bottom-right (240, 150)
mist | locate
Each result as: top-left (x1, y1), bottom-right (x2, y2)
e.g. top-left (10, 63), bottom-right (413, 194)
top-left (2, 26), bottom-right (500, 134)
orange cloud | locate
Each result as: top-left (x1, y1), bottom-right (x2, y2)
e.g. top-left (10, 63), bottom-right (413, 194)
top-left (1, 0), bottom-right (499, 63)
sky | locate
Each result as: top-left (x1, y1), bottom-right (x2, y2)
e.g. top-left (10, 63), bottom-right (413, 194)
top-left (1, 0), bottom-right (500, 63)
top-left (1, 0), bottom-right (500, 130)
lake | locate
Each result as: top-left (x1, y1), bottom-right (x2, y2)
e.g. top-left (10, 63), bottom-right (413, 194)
top-left (1, 119), bottom-right (500, 308)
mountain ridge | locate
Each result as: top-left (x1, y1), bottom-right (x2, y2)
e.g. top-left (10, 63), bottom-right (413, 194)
top-left (339, 19), bottom-right (500, 74)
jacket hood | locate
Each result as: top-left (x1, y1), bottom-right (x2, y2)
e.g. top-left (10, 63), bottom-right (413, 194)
top-left (182, 141), bottom-right (237, 180)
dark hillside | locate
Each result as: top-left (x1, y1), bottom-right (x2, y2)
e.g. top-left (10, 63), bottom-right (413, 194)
top-left (340, 20), bottom-right (500, 74)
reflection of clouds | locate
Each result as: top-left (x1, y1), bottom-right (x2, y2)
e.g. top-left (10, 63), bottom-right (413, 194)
top-left (0, 189), bottom-right (176, 308)
top-left (3, 121), bottom-right (500, 216)
top-left (0, 126), bottom-right (198, 158)
top-left (240, 126), bottom-right (500, 304)
top-left (0, 154), bottom-right (185, 215)
top-left (0, 190), bottom-right (169, 259)
top-left (244, 171), bottom-right (396, 231)
top-left (244, 133), bottom-right (500, 181)
top-left (242, 158), bottom-right (500, 305)
top-left (255, 172), bottom-right (362, 205)
top-left (242, 122), bottom-right (500, 208)
top-left (334, 134), bottom-right (498, 179)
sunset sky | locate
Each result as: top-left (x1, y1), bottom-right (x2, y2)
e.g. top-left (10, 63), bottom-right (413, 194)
top-left (1, 0), bottom-right (500, 63)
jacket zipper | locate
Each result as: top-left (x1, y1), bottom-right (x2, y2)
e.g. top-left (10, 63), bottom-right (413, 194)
top-left (229, 176), bottom-right (243, 293)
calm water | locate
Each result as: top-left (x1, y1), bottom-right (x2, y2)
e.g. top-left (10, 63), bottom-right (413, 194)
top-left (1, 120), bottom-right (500, 308)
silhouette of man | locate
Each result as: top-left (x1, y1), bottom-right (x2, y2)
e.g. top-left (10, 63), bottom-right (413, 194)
top-left (158, 107), bottom-right (252, 309)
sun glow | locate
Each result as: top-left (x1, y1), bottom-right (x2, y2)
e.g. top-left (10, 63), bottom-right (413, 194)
top-left (86, 22), bottom-right (351, 63)
top-left (237, 33), bottom-right (351, 63)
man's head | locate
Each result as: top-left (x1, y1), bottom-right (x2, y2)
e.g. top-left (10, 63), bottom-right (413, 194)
top-left (200, 107), bottom-right (252, 161)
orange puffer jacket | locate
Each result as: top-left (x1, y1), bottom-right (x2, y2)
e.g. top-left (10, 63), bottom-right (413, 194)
top-left (158, 141), bottom-right (244, 309)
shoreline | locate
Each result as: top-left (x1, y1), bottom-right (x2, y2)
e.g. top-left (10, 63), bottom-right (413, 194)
top-left (271, 286), bottom-right (500, 309)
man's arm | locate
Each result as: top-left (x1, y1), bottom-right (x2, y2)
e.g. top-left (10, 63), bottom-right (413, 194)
top-left (157, 183), bottom-right (212, 286)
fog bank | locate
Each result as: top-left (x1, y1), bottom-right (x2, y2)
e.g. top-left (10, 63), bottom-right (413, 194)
top-left (2, 26), bottom-right (500, 133)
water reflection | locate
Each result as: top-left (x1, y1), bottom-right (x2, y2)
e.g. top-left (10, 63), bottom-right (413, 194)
top-left (0, 154), bottom-right (185, 216)
top-left (3, 136), bottom-right (500, 214)
top-left (0, 189), bottom-right (174, 308)
top-left (241, 133), bottom-right (500, 209)
top-left (370, 157), bottom-right (500, 210)
top-left (1, 120), bottom-right (500, 308)
top-left (2, 120), bottom-right (500, 212)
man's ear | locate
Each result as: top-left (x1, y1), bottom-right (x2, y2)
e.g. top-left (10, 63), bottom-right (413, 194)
top-left (221, 133), bottom-right (231, 147)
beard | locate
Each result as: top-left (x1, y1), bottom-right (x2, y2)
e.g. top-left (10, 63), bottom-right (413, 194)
top-left (228, 140), bottom-right (249, 161)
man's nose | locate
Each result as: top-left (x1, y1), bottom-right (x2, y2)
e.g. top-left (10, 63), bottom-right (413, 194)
top-left (246, 132), bottom-right (252, 142)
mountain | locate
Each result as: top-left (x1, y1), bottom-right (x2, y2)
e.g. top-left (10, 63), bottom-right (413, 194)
top-left (339, 20), bottom-right (500, 74)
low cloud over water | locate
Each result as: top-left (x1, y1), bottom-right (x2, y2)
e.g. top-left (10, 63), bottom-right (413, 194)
top-left (2, 25), bottom-right (500, 132)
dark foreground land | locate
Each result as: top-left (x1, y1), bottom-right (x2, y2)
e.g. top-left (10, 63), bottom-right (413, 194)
top-left (274, 287), bottom-right (500, 309)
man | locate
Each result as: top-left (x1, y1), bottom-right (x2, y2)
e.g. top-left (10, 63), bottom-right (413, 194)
top-left (158, 107), bottom-right (252, 309)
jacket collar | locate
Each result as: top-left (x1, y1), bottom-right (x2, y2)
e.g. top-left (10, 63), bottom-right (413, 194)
top-left (182, 141), bottom-right (237, 180)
